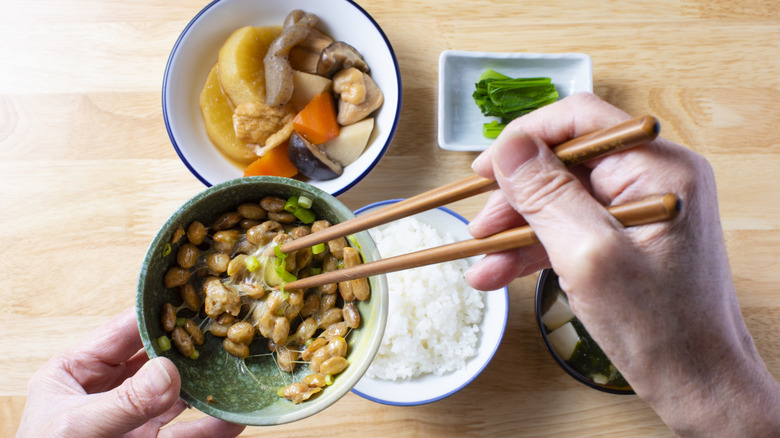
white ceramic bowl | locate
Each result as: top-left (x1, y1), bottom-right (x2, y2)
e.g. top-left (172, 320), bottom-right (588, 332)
top-left (438, 50), bottom-right (592, 152)
top-left (351, 200), bottom-right (509, 405)
top-left (163, 0), bottom-right (402, 196)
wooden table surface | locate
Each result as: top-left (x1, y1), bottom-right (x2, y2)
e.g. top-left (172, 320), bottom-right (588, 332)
top-left (2, 0), bottom-right (779, 436)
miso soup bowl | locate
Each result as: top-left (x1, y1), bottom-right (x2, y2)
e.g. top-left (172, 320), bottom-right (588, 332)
top-left (136, 176), bottom-right (389, 425)
top-left (535, 269), bottom-right (633, 395)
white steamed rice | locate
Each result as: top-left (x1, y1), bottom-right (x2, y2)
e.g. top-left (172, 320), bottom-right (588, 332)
top-left (365, 216), bottom-right (484, 380)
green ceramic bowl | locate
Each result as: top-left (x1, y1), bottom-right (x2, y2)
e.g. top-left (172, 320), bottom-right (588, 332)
top-left (136, 176), bottom-right (388, 425)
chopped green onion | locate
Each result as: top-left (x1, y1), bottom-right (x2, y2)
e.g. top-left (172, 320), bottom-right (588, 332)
top-left (297, 195), bottom-right (313, 209)
top-left (275, 264), bottom-right (297, 283)
top-left (284, 195), bottom-right (315, 223)
top-left (325, 375), bottom-right (334, 386)
top-left (245, 255), bottom-right (260, 272)
top-left (157, 335), bottom-right (171, 351)
top-left (312, 243), bottom-right (326, 255)
top-left (293, 207), bottom-right (315, 224)
top-left (283, 196), bottom-right (299, 214)
top-left (162, 243), bottom-right (172, 257)
top-left (274, 245), bottom-right (287, 260)
top-left (189, 349), bottom-right (199, 360)
top-left (277, 387), bottom-right (285, 397)
top-left (176, 317), bottom-right (186, 327)
top-left (309, 267), bottom-right (322, 275)
top-left (347, 235), bottom-right (361, 250)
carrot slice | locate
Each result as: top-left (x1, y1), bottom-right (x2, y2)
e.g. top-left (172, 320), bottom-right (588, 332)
top-left (293, 92), bottom-right (340, 145)
top-left (243, 142), bottom-right (298, 178)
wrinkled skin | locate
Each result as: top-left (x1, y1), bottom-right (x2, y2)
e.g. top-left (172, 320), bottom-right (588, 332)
top-left (466, 92), bottom-right (780, 436)
top-left (16, 309), bottom-right (245, 438)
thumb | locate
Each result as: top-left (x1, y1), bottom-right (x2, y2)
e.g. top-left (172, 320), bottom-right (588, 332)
top-left (79, 357), bottom-right (182, 436)
top-left (490, 130), bottom-right (617, 273)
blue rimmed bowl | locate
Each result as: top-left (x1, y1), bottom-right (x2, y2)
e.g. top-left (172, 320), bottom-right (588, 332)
top-left (162, 0), bottom-right (402, 195)
top-left (350, 199), bottom-right (509, 405)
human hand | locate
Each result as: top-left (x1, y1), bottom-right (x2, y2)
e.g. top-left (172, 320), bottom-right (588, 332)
top-left (466, 92), bottom-right (780, 435)
top-left (16, 308), bottom-right (246, 438)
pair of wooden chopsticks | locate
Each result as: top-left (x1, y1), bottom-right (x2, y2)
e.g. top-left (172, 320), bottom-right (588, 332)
top-left (282, 115), bottom-right (677, 290)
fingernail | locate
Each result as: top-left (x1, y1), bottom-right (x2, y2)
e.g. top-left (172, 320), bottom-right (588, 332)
top-left (142, 359), bottom-right (172, 394)
top-left (471, 149), bottom-right (490, 171)
top-left (491, 131), bottom-right (540, 178)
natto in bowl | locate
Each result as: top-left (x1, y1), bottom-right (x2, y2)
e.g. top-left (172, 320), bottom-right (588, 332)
top-left (136, 176), bottom-right (389, 425)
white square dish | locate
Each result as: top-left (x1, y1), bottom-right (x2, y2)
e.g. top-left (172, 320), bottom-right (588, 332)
top-left (437, 51), bottom-right (593, 152)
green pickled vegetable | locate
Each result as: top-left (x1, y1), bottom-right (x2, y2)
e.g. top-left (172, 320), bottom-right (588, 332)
top-left (473, 69), bottom-right (558, 138)
top-left (482, 121), bottom-right (507, 139)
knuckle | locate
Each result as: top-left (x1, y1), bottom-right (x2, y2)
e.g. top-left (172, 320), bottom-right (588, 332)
top-left (115, 379), bottom-right (155, 419)
top-left (513, 169), bottom-right (580, 216)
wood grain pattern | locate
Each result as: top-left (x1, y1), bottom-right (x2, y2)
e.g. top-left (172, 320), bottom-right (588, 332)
top-left (1, 0), bottom-right (778, 436)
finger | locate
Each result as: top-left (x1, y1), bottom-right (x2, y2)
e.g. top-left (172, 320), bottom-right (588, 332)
top-left (70, 308), bottom-right (143, 366)
top-left (503, 92), bottom-right (631, 151)
top-left (64, 309), bottom-right (146, 392)
top-left (471, 92), bottom-right (630, 179)
top-left (488, 130), bottom-right (618, 278)
top-left (127, 399), bottom-right (188, 437)
top-left (466, 246), bottom-right (550, 291)
top-left (468, 190), bottom-right (527, 238)
top-left (68, 357), bottom-right (182, 437)
top-left (111, 348), bottom-right (150, 389)
top-left (72, 348), bottom-right (150, 394)
top-left (159, 416), bottom-right (246, 438)
top-left (155, 398), bottom-right (188, 425)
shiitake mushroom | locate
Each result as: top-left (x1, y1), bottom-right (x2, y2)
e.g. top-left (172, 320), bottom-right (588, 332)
top-left (288, 132), bottom-right (343, 180)
top-left (316, 41), bottom-right (369, 78)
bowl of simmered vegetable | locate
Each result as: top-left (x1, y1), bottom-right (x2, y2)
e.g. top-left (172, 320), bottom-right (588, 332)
top-left (136, 176), bottom-right (389, 425)
top-left (535, 269), bottom-right (633, 395)
top-left (163, 0), bottom-right (402, 195)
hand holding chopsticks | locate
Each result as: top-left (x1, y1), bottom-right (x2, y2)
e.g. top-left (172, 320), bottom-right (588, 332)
top-left (279, 115), bottom-right (673, 290)
top-left (283, 193), bottom-right (680, 290)
top-left (280, 115), bottom-right (660, 255)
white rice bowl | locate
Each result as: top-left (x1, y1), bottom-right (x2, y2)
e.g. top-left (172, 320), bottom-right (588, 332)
top-left (352, 200), bottom-right (509, 405)
top-left (366, 217), bottom-right (483, 379)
